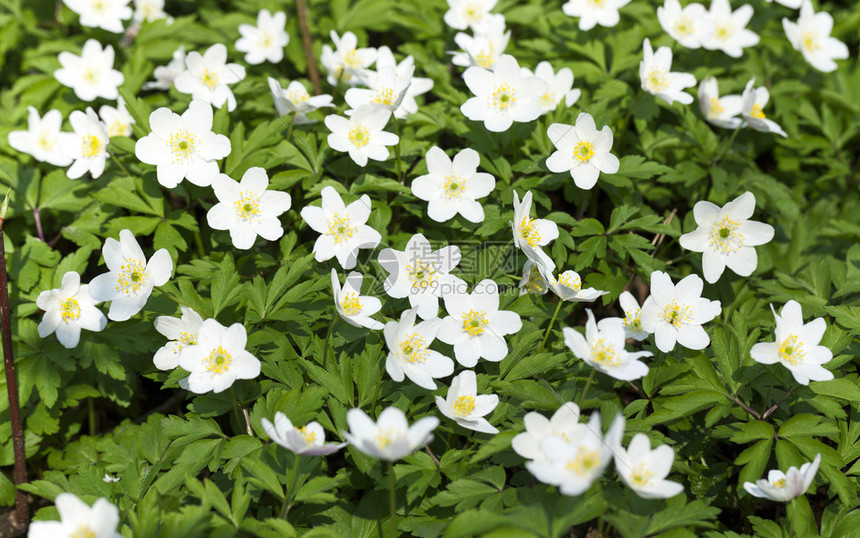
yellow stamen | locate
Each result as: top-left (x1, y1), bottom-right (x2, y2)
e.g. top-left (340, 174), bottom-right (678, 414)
top-left (461, 309), bottom-right (488, 337)
top-left (708, 215), bottom-right (744, 254)
top-left (399, 333), bottom-right (429, 364)
top-left (778, 334), bottom-right (805, 366)
top-left (168, 130), bottom-right (199, 164)
top-left (116, 259), bottom-right (147, 295)
top-left (233, 192), bottom-right (262, 222)
top-left (326, 213), bottom-right (355, 244)
top-left (453, 395), bottom-right (476, 417)
top-left (60, 298), bottom-right (81, 322)
top-left (201, 69), bottom-right (219, 90)
top-left (661, 301), bottom-right (692, 329)
top-left (349, 124), bottom-right (370, 148)
top-left (206, 346), bottom-right (232, 374)
top-left (573, 141), bottom-right (594, 163)
top-left (80, 135), bottom-right (104, 158)
top-left (490, 83), bottom-right (516, 111)
top-left (340, 292), bottom-right (362, 316)
top-left (566, 448), bottom-right (601, 476)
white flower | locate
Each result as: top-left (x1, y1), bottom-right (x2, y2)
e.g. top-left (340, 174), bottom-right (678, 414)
top-left (438, 278), bottom-right (522, 367)
top-left (546, 113), bottom-right (620, 190)
top-left (750, 301), bottom-right (833, 385)
top-left (639, 38), bottom-right (696, 105)
top-left (207, 167), bottom-right (291, 250)
top-left (345, 64), bottom-right (412, 115)
top-left (343, 406), bottom-right (439, 461)
top-left (66, 108), bottom-right (109, 180)
top-left (521, 61), bottom-right (581, 114)
top-left (268, 78), bottom-right (333, 123)
top-left (510, 190), bottom-right (559, 272)
top-left (102, 474), bottom-right (120, 483)
top-left (526, 412), bottom-right (624, 496)
top-left (378, 233), bottom-right (461, 320)
top-left (27, 492), bottom-right (122, 538)
top-left (300, 186), bottom-right (382, 269)
top-left (563, 309), bottom-right (652, 381)
top-left (657, 0), bottom-right (713, 49)
top-left (411, 146), bottom-right (495, 223)
top-left (697, 77), bottom-right (743, 129)
top-left (63, 0), bottom-right (131, 33)
top-left (174, 43), bottom-right (246, 112)
top-left (153, 305), bottom-right (203, 370)
top-left (261, 412), bottom-right (347, 456)
top-left (331, 269), bottom-right (384, 330)
top-left (460, 54), bottom-right (546, 132)
top-left (640, 271), bottom-right (721, 353)
top-left (54, 39), bottom-right (125, 102)
top-left (89, 229), bottom-right (173, 322)
top-left (783, 0), bottom-right (849, 73)
top-left (702, 0), bottom-right (760, 58)
top-left (36, 271), bottom-right (107, 349)
top-left (236, 9), bottom-right (289, 65)
top-left (512, 402), bottom-right (582, 462)
top-left (744, 454), bottom-right (821, 502)
top-left (320, 31), bottom-right (377, 87)
top-left (765, 0), bottom-right (802, 8)
top-left (133, 0), bottom-right (169, 23)
top-left (740, 78), bottom-right (787, 138)
top-left (614, 429), bottom-right (685, 499)
top-left (562, 0), bottom-right (631, 31)
top-left (383, 307), bottom-right (454, 390)
top-left (538, 265), bottom-right (608, 303)
top-left (7, 107), bottom-right (73, 166)
top-left (99, 96), bottom-right (135, 138)
top-left (134, 99), bottom-right (231, 188)
top-left (178, 319), bottom-right (261, 394)
top-left (375, 46), bottom-right (434, 119)
top-left (679, 191), bottom-right (774, 283)
top-left (324, 105), bottom-right (399, 167)
top-left (451, 14), bottom-right (510, 69)
top-left (444, 0), bottom-right (497, 30)
top-left (143, 46), bottom-right (185, 91)
top-left (518, 260), bottom-right (548, 296)
top-left (617, 291), bottom-right (649, 341)
top-left (436, 370), bottom-right (499, 434)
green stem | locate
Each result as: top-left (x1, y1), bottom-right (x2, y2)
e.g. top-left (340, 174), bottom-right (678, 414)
top-left (230, 387), bottom-right (243, 435)
top-left (110, 153), bottom-right (132, 178)
top-left (393, 116), bottom-right (402, 183)
top-left (486, 239), bottom-right (514, 279)
top-left (88, 397), bottom-right (96, 436)
top-left (322, 317), bottom-right (337, 369)
top-left (761, 368), bottom-right (778, 416)
top-left (280, 454), bottom-right (302, 519)
top-left (193, 230), bottom-right (206, 258)
top-left (370, 370), bottom-right (384, 416)
top-left (286, 114), bottom-right (296, 143)
top-left (714, 124), bottom-right (743, 167)
top-left (387, 461), bottom-right (397, 538)
top-left (577, 369), bottom-right (596, 409)
top-left (616, 92), bottom-right (644, 150)
top-left (788, 498), bottom-right (798, 538)
top-left (537, 300), bottom-right (564, 354)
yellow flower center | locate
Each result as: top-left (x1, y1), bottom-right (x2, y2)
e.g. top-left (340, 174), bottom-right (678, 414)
top-left (407, 260), bottom-right (437, 289)
top-left (646, 69), bottom-right (670, 93)
top-left (453, 395), bottom-right (476, 417)
top-left (518, 216), bottom-right (541, 248)
top-left (461, 309), bottom-right (488, 337)
top-left (475, 47), bottom-right (496, 69)
top-left (708, 97), bottom-right (724, 118)
top-left (557, 272), bottom-right (582, 293)
top-left (661, 301), bottom-right (692, 329)
top-left (371, 87), bottom-right (396, 106)
top-left (326, 213), bottom-right (355, 244)
top-left (298, 425), bottom-right (317, 445)
top-left (538, 90), bottom-right (557, 109)
top-left (523, 267), bottom-right (546, 294)
top-left (463, 2), bottom-right (483, 23)
top-left (71, 525), bottom-right (96, 538)
top-left (591, 338), bottom-right (620, 368)
top-left (60, 297), bottom-right (81, 322)
top-left (233, 191), bottom-right (262, 222)
top-left (566, 448), bottom-right (601, 476)
top-left (801, 31), bottom-right (821, 52)
top-left (554, 430), bottom-right (571, 442)
top-left (349, 124), bottom-right (370, 148)
top-left (624, 309), bottom-right (642, 333)
top-left (399, 333), bottom-right (429, 364)
top-left (82, 66), bottom-right (100, 84)
top-left (178, 330), bottom-right (197, 350)
top-left (37, 133), bottom-right (54, 151)
top-left (201, 69), bottom-right (219, 90)
top-left (374, 428), bottom-right (403, 449)
top-left (206, 346), bottom-right (232, 374)
top-left (673, 15), bottom-right (695, 37)
top-left (340, 292), bottom-right (362, 316)
top-left (778, 334), bottom-right (805, 366)
top-left (714, 22), bottom-right (734, 41)
top-left (168, 130), bottom-right (199, 164)
top-left (108, 118), bottom-right (129, 138)
top-left (708, 215), bottom-right (744, 254)
top-left (343, 49), bottom-right (362, 68)
top-left (750, 104), bottom-right (766, 120)
top-left (490, 83), bottom-right (516, 111)
top-left (260, 31), bottom-right (274, 48)
top-left (573, 141), bottom-right (594, 163)
top-left (587, 0), bottom-right (606, 6)
top-left (80, 134), bottom-right (104, 158)
top-left (773, 478), bottom-right (786, 488)
top-left (116, 259), bottom-right (147, 295)
top-left (90, 0), bottom-right (105, 12)
top-left (630, 463), bottom-right (654, 487)
top-left (287, 88), bottom-right (309, 104)
top-left (442, 174), bottom-right (466, 200)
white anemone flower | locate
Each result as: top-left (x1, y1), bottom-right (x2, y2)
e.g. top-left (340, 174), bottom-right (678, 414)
top-left (744, 454), bottom-right (821, 502)
top-left (537, 264), bottom-right (608, 303)
top-left (178, 319), bottom-right (261, 394)
top-left (135, 100), bottom-right (231, 188)
top-left (679, 192), bottom-right (774, 283)
top-left (436, 370), bottom-right (499, 434)
top-left (207, 167), bottom-right (292, 250)
top-left (411, 146), bottom-right (495, 223)
top-left (563, 309), bottom-right (652, 381)
top-left (343, 406), bottom-right (439, 461)
top-left (526, 412), bottom-right (624, 496)
top-left (300, 186), bottom-right (382, 269)
top-left (89, 229), bottom-right (173, 322)
top-left (133, 0), bottom-right (170, 23)
top-left (174, 44), bottom-right (246, 112)
top-left (66, 108), bottom-right (109, 180)
top-left (345, 64), bottom-right (413, 114)
top-left (54, 39), bottom-right (125, 102)
top-left (444, 0), bottom-right (497, 30)
top-left (640, 271), bottom-right (721, 353)
top-left (511, 191), bottom-right (559, 272)
top-left (546, 113), bottom-right (620, 190)
top-left (7, 107), bottom-right (73, 167)
top-left (519, 260), bottom-right (548, 296)
top-left (383, 307), bottom-right (454, 390)
top-left (268, 78), bottom-right (333, 124)
top-left (657, 0), bottom-right (713, 49)
top-left (741, 78), bottom-right (787, 138)
top-left (512, 402), bottom-right (583, 462)
top-left (143, 46), bottom-right (185, 91)
top-left (153, 305), bottom-right (203, 370)
top-left (561, 0), bottom-right (631, 31)
top-left (697, 77), bottom-right (743, 129)
top-left (451, 14), bottom-right (510, 70)
top-left (235, 9), bottom-right (289, 65)
top-left (639, 38), bottom-right (696, 106)
top-left (36, 271), bottom-right (107, 349)
top-left (99, 96), bottom-right (135, 138)
top-left (617, 291), bottom-right (649, 341)
top-left (521, 61), bottom-right (581, 114)
top-left (325, 105), bottom-right (398, 167)
top-left (765, 0), bottom-right (802, 8)
top-left (702, 0), bottom-right (760, 58)
top-left (261, 412), bottom-right (347, 456)
top-left (613, 426), bottom-right (685, 499)
top-left (783, 0), bottom-right (849, 73)
top-left (28, 493), bottom-right (122, 538)
top-left (375, 46), bottom-right (434, 119)
top-left (63, 0), bottom-right (131, 33)
top-left (378, 233), bottom-right (462, 320)
top-left (331, 269), bottom-right (384, 330)
top-left (438, 277), bottom-right (522, 367)
top-left (320, 31), bottom-right (377, 87)
top-left (461, 54), bottom-right (546, 132)
top-left (750, 301), bottom-right (833, 386)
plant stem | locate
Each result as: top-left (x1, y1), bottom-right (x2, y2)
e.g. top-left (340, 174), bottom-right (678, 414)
top-left (370, 370), bottom-right (384, 415)
top-left (296, 0), bottom-right (320, 95)
top-left (88, 397), bottom-right (97, 436)
top-left (537, 300), bottom-right (564, 354)
top-left (761, 369), bottom-right (778, 416)
top-left (230, 387), bottom-right (243, 435)
top-left (280, 454), bottom-right (302, 518)
top-left (486, 239), bottom-right (514, 279)
top-left (0, 191), bottom-right (28, 527)
top-left (789, 498), bottom-right (798, 538)
top-left (110, 153), bottom-right (132, 178)
top-left (577, 369), bottom-right (596, 409)
top-left (714, 124), bottom-right (743, 167)
top-left (387, 461), bottom-right (397, 538)
top-left (616, 92), bottom-right (644, 150)
top-left (33, 208), bottom-right (46, 242)
top-left (322, 317), bottom-right (337, 369)
top-left (394, 116), bottom-right (403, 183)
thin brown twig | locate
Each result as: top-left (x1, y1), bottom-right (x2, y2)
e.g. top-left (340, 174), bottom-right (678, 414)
top-left (296, 0), bottom-right (321, 95)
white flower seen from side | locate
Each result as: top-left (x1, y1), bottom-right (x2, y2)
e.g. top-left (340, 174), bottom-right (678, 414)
top-left (143, 46), bottom-right (185, 91)
top-left (235, 9), bottom-right (289, 65)
top-left (36, 271), bottom-right (107, 349)
top-left (325, 105), bottom-right (399, 167)
top-left (782, 0), bottom-right (849, 73)
top-left (613, 422), bottom-right (685, 499)
top-left (375, 46), bottom-right (434, 119)
top-left (436, 370), bottom-right (499, 434)
top-left (63, 0), bottom-right (131, 33)
top-left (153, 305), bottom-right (203, 370)
top-left (537, 264), bottom-right (608, 304)
top-left (66, 107), bottom-right (109, 180)
top-left (268, 78), bottom-right (333, 123)
top-left (522, 61), bottom-right (581, 115)
top-left (320, 31), bottom-right (377, 86)
top-left (27, 492), bottom-right (122, 538)
top-left (563, 309), bottom-right (652, 381)
top-left (639, 38), bottom-right (696, 106)
top-left (741, 78), bottom-right (787, 138)
top-left (300, 186), bottom-right (382, 269)
top-left (383, 307), bottom-right (454, 390)
top-left (343, 406), bottom-right (439, 461)
top-left (451, 14), bottom-right (510, 70)
top-left (331, 269), bottom-right (384, 330)
top-left (178, 319), bottom-right (261, 394)
top-left (702, 0), bottom-right (760, 58)
top-left (411, 146), bottom-right (495, 223)
top-left (510, 190), bottom-right (559, 272)
top-left (7, 107), bottom-right (73, 167)
top-left (640, 271), bottom-right (721, 353)
top-left (133, 0), bottom-right (170, 23)
top-left (261, 412), bottom-right (347, 456)
top-left (657, 0), bottom-right (713, 49)
top-left (698, 77), bottom-right (743, 130)
top-left (54, 39), bottom-right (125, 102)
top-left (744, 453), bottom-right (821, 502)
top-left (444, 0), bottom-right (497, 30)
top-left (561, 0), bottom-right (631, 31)
top-left (461, 54), bottom-right (546, 132)
top-left (174, 43), bottom-right (246, 112)
top-left (546, 112), bottom-right (620, 190)
top-left (617, 291), bottom-right (649, 341)
top-left (345, 64), bottom-right (412, 115)
top-left (519, 260), bottom-right (548, 296)
top-left (99, 96), bottom-right (135, 138)
top-left (512, 402), bottom-right (583, 463)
